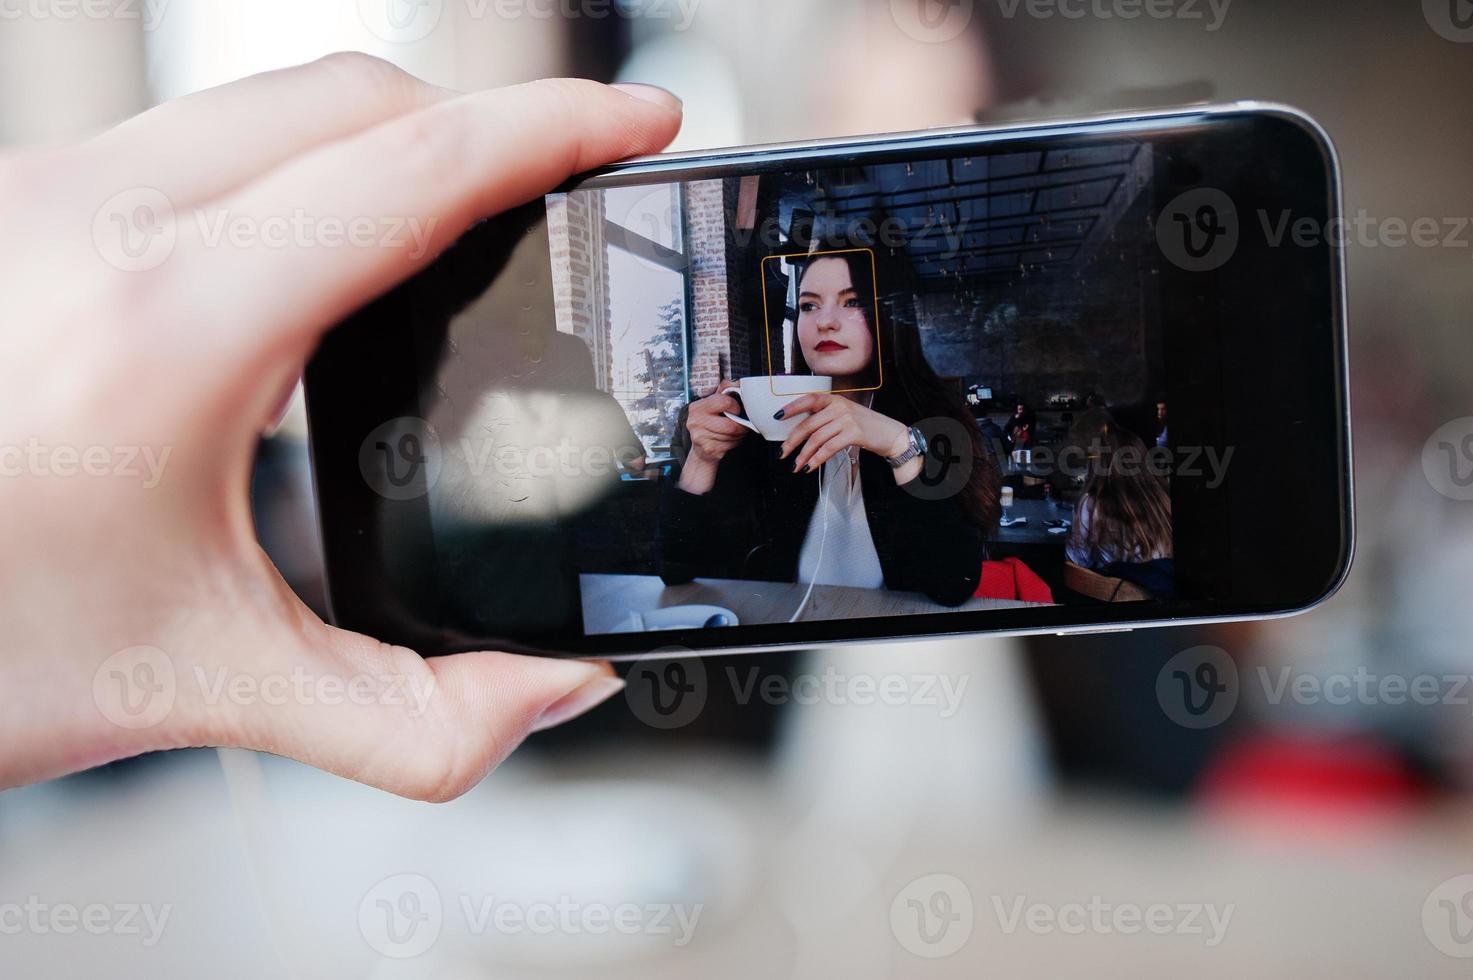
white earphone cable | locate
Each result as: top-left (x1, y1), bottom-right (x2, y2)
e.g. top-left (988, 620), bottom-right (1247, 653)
top-left (790, 462), bottom-right (830, 623)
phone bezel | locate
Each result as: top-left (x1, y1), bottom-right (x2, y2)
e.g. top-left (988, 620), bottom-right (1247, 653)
top-left (305, 102), bottom-right (1354, 659)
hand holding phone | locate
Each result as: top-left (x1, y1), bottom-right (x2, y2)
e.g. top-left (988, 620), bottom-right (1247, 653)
top-left (0, 55), bottom-right (683, 798)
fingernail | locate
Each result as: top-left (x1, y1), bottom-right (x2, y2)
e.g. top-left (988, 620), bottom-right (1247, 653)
top-left (773, 410), bottom-right (786, 420)
top-left (531, 675), bottom-right (626, 733)
top-left (611, 83), bottom-right (683, 111)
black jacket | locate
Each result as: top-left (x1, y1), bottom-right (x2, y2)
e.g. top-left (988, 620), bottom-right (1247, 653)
top-left (656, 435), bottom-right (984, 607)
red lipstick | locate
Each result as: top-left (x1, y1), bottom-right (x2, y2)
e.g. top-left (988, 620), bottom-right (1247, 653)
top-left (814, 340), bottom-right (847, 352)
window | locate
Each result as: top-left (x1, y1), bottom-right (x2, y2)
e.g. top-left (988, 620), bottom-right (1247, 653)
top-left (602, 185), bottom-right (690, 456)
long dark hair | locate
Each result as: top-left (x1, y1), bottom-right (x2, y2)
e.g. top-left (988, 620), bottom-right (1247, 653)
top-left (784, 240), bottom-right (1001, 531)
top-left (1066, 412), bottom-right (1173, 566)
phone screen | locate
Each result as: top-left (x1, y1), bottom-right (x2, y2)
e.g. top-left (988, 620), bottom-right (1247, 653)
top-left (308, 108), bottom-right (1350, 657)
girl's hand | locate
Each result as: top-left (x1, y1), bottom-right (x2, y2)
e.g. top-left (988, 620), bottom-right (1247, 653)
top-left (678, 380), bottom-right (750, 494)
top-left (0, 55), bottom-right (683, 799)
top-left (776, 394), bottom-right (912, 475)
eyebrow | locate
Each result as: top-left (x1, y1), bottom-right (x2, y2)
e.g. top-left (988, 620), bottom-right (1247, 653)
top-left (798, 287), bottom-right (858, 300)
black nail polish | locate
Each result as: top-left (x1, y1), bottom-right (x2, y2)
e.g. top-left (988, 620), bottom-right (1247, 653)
top-left (773, 410), bottom-right (786, 420)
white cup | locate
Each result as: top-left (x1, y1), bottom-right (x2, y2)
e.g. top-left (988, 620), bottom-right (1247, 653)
top-left (725, 375), bottom-right (834, 442)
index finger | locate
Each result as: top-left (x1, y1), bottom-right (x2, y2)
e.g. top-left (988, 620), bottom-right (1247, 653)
top-left (173, 78), bottom-right (683, 357)
top-left (86, 53), bottom-right (456, 209)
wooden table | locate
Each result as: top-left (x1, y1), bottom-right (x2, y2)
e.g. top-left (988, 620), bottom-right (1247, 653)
top-left (580, 574), bottom-right (1044, 635)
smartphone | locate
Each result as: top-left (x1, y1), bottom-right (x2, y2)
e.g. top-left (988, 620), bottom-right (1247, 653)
top-left (305, 103), bottom-right (1353, 659)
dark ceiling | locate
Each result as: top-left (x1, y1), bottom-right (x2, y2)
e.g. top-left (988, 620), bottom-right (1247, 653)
top-left (786, 140), bottom-right (1154, 289)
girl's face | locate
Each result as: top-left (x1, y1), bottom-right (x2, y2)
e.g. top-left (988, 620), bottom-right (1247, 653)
top-left (796, 257), bottom-right (874, 382)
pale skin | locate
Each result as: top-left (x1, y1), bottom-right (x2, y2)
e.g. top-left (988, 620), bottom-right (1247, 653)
top-left (678, 256), bottom-right (922, 495)
top-left (0, 55), bottom-right (684, 800)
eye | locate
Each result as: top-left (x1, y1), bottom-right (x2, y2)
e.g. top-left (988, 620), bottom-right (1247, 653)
top-left (843, 296), bottom-right (863, 309)
top-left (799, 301), bottom-right (818, 313)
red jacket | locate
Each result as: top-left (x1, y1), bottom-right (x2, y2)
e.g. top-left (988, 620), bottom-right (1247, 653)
top-left (976, 558), bottom-right (1054, 603)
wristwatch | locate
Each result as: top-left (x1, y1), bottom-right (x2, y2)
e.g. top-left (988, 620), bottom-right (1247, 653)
top-left (886, 425), bottom-right (928, 468)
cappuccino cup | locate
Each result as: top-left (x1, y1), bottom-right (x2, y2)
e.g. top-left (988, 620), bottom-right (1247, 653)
top-left (724, 375), bottom-right (834, 442)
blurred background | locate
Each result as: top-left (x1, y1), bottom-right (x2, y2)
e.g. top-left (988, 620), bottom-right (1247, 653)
top-left (4, 0), bottom-right (1473, 975)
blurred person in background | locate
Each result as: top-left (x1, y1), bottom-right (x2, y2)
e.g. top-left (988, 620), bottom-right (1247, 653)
top-left (1004, 400), bottom-right (1037, 452)
top-left (1064, 414), bottom-right (1173, 584)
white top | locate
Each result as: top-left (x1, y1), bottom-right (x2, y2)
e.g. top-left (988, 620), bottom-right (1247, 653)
top-left (797, 451), bottom-right (886, 589)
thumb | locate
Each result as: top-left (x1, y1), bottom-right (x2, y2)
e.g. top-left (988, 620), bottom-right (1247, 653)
top-left (227, 626), bottom-right (623, 802)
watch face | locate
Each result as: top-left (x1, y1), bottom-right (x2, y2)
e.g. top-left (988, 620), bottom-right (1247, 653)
top-left (912, 427), bottom-right (928, 455)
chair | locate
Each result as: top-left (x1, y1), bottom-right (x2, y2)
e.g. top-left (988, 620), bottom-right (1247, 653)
top-left (1063, 562), bottom-right (1152, 603)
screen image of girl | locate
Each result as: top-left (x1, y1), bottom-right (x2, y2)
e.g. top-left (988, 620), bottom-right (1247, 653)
top-left (655, 239), bottom-right (1004, 609)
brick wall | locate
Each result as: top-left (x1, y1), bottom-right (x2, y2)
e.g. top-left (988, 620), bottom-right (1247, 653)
top-left (684, 178), bottom-right (755, 396)
top-left (685, 179), bottom-right (728, 396)
top-left (547, 191), bottom-right (612, 390)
